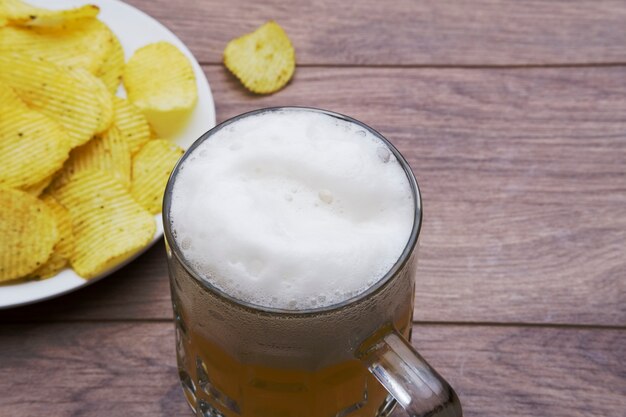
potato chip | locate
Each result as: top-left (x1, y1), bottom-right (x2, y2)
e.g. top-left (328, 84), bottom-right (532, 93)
top-left (223, 21), bottom-right (295, 94)
top-left (52, 126), bottom-right (131, 190)
top-left (0, 106), bottom-right (71, 189)
top-left (96, 30), bottom-right (124, 94)
top-left (0, 187), bottom-right (59, 281)
top-left (69, 67), bottom-right (113, 133)
top-left (123, 41), bottom-right (197, 136)
top-left (39, 195), bottom-right (73, 260)
top-left (0, 18), bottom-right (112, 74)
top-left (111, 97), bottom-right (151, 155)
top-left (131, 139), bottom-right (184, 214)
top-left (52, 170), bottom-right (155, 279)
top-left (28, 194), bottom-right (74, 279)
top-left (29, 248), bottom-right (65, 279)
top-left (0, 0), bottom-right (99, 27)
top-left (22, 174), bottom-right (53, 197)
top-left (0, 53), bottom-right (109, 148)
top-left (0, 80), bottom-right (27, 109)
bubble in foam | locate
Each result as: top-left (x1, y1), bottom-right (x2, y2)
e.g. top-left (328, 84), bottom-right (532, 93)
top-left (318, 189), bottom-right (333, 204)
top-left (181, 237), bottom-right (192, 250)
top-left (169, 109), bottom-right (414, 310)
top-left (377, 146), bottom-right (391, 163)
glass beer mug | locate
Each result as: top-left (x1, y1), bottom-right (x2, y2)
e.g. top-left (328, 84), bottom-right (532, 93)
top-left (163, 107), bottom-right (462, 417)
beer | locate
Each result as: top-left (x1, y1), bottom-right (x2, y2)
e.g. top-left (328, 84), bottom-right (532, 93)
top-left (165, 108), bottom-right (421, 417)
top-left (169, 258), bottom-right (415, 417)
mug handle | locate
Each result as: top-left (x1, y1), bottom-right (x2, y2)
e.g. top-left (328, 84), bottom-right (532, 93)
top-left (357, 330), bottom-right (463, 417)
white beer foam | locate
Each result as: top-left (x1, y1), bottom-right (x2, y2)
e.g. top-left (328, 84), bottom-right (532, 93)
top-left (170, 109), bottom-right (414, 309)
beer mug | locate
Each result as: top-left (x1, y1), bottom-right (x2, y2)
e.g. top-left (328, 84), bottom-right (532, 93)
top-left (163, 107), bottom-right (462, 417)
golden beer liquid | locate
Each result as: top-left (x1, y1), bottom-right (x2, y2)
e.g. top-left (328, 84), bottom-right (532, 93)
top-left (168, 246), bottom-right (417, 417)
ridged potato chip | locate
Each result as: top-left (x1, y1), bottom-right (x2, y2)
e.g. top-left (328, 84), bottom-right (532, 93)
top-left (0, 0), bottom-right (99, 27)
top-left (53, 170), bottom-right (155, 279)
top-left (123, 41), bottom-right (197, 136)
top-left (22, 175), bottom-right (53, 197)
top-left (29, 194), bottom-right (74, 279)
top-left (112, 97), bottom-right (150, 155)
top-left (53, 126), bottom-right (131, 190)
top-left (69, 67), bottom-right (113, 133)
top-left (0, 18), bottom-right (112, 74)
top-left (0, 106), bottom-right (71, 189)
top-left (40, 195), bottom-right (73, 260)
top-left (96, 30), bottom-right (124, 94)
top-left (224, 21), bottom-right (295, 94)
top-left (0, 187), bottom-right (59, 281)
top-left (131, 139), bottom-right (184, 214)
top-left (0, 53), bottom-right (110, 148)
top-left (0, 80), bottom-right (27, 109)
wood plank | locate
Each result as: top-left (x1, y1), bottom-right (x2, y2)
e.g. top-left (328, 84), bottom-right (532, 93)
top-left (185, 66), bottom-right (626, 326)
top-left (0, 323), bottom-right (623, 417)
top-left (1, 66), bottom-right (624, 326)
top-left (121, 0), bottom-right (626, 65)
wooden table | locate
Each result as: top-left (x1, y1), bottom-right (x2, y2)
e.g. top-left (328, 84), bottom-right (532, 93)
top-left (1, 1), bottom-right (625, 416)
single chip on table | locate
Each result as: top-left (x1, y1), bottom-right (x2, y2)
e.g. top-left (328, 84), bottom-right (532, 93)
top-left (0, 106), bottom-right (71, 190)
top-left (52, 170), bottom-right (155, 279)
top-left (223, 21), bottom-right (295, 94)
top-left (0, 187), bottom-right (59, 282)
top-left (0, 53), bottom-right (110, 148)
top-left (123, 41), bottom-right (197, 137)
top-left (131, 139), bottom-right (184, 214)
top-left (96, 30), bottom-right (125, 94)
top-left (52, 126), bottom-right (131, 190)
top-left (29, 194), bottom-right (74, 279)
top-left (112, 97), bottom-right (150, 155)
top-left (0, 18), bottom-right (113, 74)
top-left (0, 0), bottom-right (99, 27)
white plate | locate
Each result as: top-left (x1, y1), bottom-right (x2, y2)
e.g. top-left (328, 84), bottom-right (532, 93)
top-left (0, 0), bottom-right (216, 309)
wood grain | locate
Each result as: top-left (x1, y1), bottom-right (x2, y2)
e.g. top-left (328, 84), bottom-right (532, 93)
top-left (2, 65), bottom-right (624, 326)
top-left (1, 2), bottom-right (623, 416)
top-left (0, 323), bottom-right (623, 417)
top-left (122, 0), bottom-right (626, 66)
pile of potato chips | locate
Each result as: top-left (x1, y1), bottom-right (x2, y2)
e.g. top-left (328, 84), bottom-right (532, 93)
top-left (0, 0), bottom-right (197, 282)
